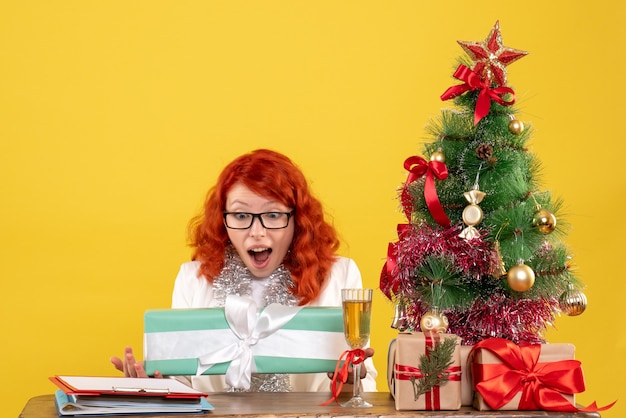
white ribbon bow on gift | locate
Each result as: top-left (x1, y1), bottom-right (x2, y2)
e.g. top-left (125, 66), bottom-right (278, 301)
top-left (196, 295), bottom-right (302, 389)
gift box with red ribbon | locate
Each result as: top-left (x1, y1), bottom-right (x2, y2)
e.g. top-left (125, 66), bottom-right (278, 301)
top-left (471, 338), bottom-right (581, 411)
top-left (388, 332), bottom-right (462, 411)
top-left (460, 345), bottom-right (473, 406)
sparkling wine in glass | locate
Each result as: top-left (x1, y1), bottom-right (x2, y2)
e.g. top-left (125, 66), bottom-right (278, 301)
top-left (340, 288), bottom-right (373, 408)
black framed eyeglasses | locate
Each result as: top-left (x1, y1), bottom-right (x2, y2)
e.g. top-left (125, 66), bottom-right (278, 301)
top-left (223, 211), bottom-right (294, 230)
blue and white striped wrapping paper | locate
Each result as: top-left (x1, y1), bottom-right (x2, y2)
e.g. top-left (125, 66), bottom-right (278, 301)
top-left (144, 296), bottom-right (348, 388)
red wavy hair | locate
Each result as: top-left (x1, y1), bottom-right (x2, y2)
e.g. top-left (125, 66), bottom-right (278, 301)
top-left (188, 149), bottom-right (340, 305)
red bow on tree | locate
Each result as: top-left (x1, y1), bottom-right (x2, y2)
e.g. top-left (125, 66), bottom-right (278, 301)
top-left (440, 64), bottom-right (516, 125)
top-left (401, 156), bottom-right (450, 227)
top-left (379, 224), bottom-right (412, 298)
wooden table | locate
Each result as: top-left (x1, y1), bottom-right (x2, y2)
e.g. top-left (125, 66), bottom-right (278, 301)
top-left (19, 392), bottom-right (601, 418)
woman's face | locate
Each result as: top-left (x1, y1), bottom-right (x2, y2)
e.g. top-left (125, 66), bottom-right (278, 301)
top-left (224, 183), bottom-right (295, 278)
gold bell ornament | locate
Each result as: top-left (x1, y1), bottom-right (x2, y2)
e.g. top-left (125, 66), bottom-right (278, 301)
top-left (559, 283), bottom-right (587, 316)
top-left (390, 300), bottom-right (412, 331)
top-left (506, 261), bottom-right (535, 292)
top-left (492, 241), bottom-right (508, 278)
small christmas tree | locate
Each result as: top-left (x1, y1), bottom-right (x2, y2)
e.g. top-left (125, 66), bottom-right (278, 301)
top-left (381, 21), bottom-right (587, 345)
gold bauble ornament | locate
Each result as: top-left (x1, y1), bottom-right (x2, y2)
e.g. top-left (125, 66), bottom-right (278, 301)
top-left (506, 262), bottom-right (535, 292)
top-left (430, 151), bottom-right (445, 163)
top-left (559, 284), bottom-right (587, 316)
top-left (419, 310), bottom-right (449, 334)
top-left (508, 119), bottom-right (524, 135)
top-left (532, 208), bottom-right (557, 234)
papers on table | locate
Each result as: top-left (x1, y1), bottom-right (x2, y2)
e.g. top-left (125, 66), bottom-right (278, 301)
top-left (50, 376), bottom-right (213, 416)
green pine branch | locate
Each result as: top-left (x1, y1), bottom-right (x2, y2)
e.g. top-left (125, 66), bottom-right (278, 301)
top-left (410, 337), bottom-right (457, 400)
top-left (414, 256), bottom-right (474, 310)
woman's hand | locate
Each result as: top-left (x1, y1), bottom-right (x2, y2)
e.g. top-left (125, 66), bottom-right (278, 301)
top-left (110, 346), bottom-right (162, 378)
top-left (327, 347), bottom-right (375, 383)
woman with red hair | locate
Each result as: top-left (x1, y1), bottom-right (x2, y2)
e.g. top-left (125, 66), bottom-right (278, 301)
top-left (112, 149), bottom-right (377, 393)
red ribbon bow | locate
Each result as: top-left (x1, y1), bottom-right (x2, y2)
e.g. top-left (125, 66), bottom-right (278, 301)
top-left (379, 224), bottom-right (412, 298)
top-left (470, 338), bottom-right (615, 412)
top-left (401, 156), bottom-right (450, 227)
top-left (380, 241), bottom-right (399, 298)
top-left (321, 349), bottom-right (366, 406)
top-left (440, 64), bottom-right (516, 125)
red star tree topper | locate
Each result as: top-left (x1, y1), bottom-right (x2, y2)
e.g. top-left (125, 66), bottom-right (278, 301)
top-left (457, 20), bottom-right (528, 86)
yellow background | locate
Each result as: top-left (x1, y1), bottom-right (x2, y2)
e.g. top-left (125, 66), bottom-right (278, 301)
top-left (2, 1), bottom-right (624, 416)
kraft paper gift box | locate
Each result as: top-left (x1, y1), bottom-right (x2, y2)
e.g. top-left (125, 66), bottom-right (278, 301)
top-left (388, 332), bottom-right (462, 411)
top-left (460, 345), bottom-right (473, 406)
top-left (144, 295), bottom-right (349, 389)
top-left (471, 338), bottom-right (581, 411)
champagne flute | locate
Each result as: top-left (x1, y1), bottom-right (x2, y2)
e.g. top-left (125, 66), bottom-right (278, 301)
top-left (340, 288), bottom-right (373, 408)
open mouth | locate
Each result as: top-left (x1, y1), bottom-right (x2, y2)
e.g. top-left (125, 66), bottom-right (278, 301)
top-left (248, 247), bottom-right (272, 265)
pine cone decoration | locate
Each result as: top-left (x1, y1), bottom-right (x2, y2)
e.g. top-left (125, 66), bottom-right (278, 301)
top-left (475, 143), bottom-right (493, 160)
